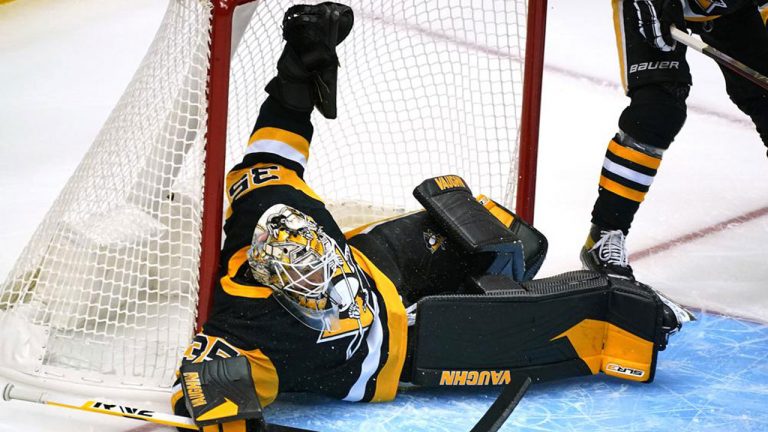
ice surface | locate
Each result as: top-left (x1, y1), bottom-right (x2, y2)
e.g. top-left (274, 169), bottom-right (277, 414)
top-left (2, 312), bottom-right (766, 432)
top-left (1, 0), bottom-right (767, 430)
top-left (264, 312), bottom-right (768, 432)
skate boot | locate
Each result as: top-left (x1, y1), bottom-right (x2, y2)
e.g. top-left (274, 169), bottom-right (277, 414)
top-left (580, 224), bottom-right (635, 280)
top-left (265, 2), bottom-right (354, 119)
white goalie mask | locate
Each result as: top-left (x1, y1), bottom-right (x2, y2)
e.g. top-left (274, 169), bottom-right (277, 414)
top-left (247, 204), bottom-right (356, 331)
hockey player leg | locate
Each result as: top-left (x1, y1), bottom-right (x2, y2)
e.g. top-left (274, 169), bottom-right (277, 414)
top-left (583, 82), bottom-right (689, 279)
top-left (694, 6), bottom-right (768, 153)
top-left (583, 0), bottom-right (693, 278)
top-left (404, 271), bottom-right (688, 386)
top-left (265, 3), bottom-right (354, 118)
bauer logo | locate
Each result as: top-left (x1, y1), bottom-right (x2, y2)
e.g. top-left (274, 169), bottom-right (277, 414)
top-left (606, 363), bottom-right (645, 378)
top-left (439, 370), bottom-right (511, 385)
top-left (629, 61), bottom-right (680, 74)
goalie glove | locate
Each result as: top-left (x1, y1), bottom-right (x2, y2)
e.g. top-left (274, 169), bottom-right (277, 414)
top-left (633, 0), bottom-right (685, 52)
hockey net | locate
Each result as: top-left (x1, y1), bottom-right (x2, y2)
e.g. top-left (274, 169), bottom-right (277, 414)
top-left (0, 0), bottom-right (543, 395)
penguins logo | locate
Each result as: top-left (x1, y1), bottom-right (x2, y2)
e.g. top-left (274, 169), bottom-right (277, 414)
top-left (423, 229), bottom-right (446, 254)
top-left (693, 0), bottom-right (726, 13)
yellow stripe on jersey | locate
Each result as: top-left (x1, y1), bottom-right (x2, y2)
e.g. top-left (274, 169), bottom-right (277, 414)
top-left (607, 140), bottom-right (661, 169)
top-left (249, 127), bottom-right (310, 156)
top-left (350, 247), bottom-right (408, 402)
top-left (171, 389), bottom-right (184, 411)
top-left (225, 163), bottom-right (324, 219)
top-left (612, 0), bottom-right (629, 93)
top-left (241, 348), bottom-right (280, 407)
top-left (247, 127), bottom-right (310, 164)
top-left (599, 176), bottom-right (647, 202)
top-left (220, 246), bottom-right (273, 299)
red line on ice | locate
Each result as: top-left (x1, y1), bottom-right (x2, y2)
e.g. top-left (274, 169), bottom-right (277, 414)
top-left (630, 205), bottom-right (768, 261)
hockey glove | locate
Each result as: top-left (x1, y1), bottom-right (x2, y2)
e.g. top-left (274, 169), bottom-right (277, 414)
top-left (633, 0), bottom-right (685, 52)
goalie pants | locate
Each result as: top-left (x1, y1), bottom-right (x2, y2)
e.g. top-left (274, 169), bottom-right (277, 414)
top-left (594, 0), bottom-right (768, 232)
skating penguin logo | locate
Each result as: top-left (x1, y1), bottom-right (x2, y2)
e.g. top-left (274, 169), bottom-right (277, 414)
top-left (423, 229), bottom-right (446, 254)
top-left (693, 0), bottom-right (727, 13)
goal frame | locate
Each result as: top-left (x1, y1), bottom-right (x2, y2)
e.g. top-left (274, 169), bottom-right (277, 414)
top-left (198, 0), bottom-right (548, 328)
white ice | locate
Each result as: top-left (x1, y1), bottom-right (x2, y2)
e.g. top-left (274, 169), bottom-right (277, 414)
top-left (1, 0), bottom-right (767, 431)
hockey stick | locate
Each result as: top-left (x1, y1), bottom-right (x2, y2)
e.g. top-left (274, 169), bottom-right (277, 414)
top-left (670, 26), bottom-right (768, 92)
top-left (3, 383), bottom-right (197, 429)
top-left (470, 374), bottom-right (532, 432)
top-left (2, 383), bottom-right (315, 432)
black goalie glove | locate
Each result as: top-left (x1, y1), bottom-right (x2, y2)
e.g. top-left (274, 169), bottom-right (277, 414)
top-left (633, 0), bottom-right (685, 52)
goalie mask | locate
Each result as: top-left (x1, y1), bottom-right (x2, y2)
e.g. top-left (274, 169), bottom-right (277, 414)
top-left (247, 204), bottom-right (359, 331)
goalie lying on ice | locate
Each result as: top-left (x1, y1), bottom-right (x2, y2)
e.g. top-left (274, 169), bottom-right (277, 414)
top-left (172, 2), bottom-right (693, 430)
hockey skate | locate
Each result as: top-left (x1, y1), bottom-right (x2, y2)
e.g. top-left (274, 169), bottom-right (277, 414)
top-left (580, 224), bottom-right (635, 280)
top-left (265, 2), bottom-right (354, 119)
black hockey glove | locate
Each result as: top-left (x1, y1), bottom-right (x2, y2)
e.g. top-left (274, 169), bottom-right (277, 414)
top-left (633, 0), bottom-right (685, 52)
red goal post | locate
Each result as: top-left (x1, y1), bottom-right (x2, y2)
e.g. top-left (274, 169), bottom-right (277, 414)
top-left (0, 0), bottom-right (547, 396)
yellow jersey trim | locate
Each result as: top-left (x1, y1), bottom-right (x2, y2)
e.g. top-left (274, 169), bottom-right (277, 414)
top-left (171, 389), bottom-right (184, 410)
top-left (241, 348), bottom-right (280, 407)
top-left (248, 127), bottom-right (310, 160)
top-left (350, 247), bottom-right (408, 402)
top-left (220, 246), bottom-right (273, 299)
top-left (225, 163), bottom-right (324, 219)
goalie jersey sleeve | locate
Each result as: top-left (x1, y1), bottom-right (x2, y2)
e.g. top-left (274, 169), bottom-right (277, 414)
top-left (174, 97), bottom-right (408, 411)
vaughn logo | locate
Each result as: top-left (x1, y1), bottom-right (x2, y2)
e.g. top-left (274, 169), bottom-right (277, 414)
top-left (606, 363), bottom-right (645, 378)
top-left (440, 370), bottom-right (512, 386)
top-left (629, 61), bottom-right (680, 74)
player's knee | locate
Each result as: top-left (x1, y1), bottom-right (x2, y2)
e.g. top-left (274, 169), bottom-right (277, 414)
top-left (619, 83), bottom-right (690, 150)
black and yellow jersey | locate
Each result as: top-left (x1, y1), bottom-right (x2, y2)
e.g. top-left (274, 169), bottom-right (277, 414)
top-left (174, 100), bottom-right (407, 411)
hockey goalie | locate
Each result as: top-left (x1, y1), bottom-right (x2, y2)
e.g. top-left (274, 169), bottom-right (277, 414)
top-left (173, 3), bottom-right (693, 431)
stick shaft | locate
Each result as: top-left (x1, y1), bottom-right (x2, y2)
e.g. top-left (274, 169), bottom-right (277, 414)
top-left (470, 374), bottom-right (531, 432)
top-left (3, 383), bottom-right (198, 430)
top-left (670, 26), bottom-right (768, 92)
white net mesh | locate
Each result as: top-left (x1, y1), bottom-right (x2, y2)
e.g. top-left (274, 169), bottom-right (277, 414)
top-left (230, 0), bottom-right (527, 212)
top-left (0, 0), bottom-right (530, 393)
